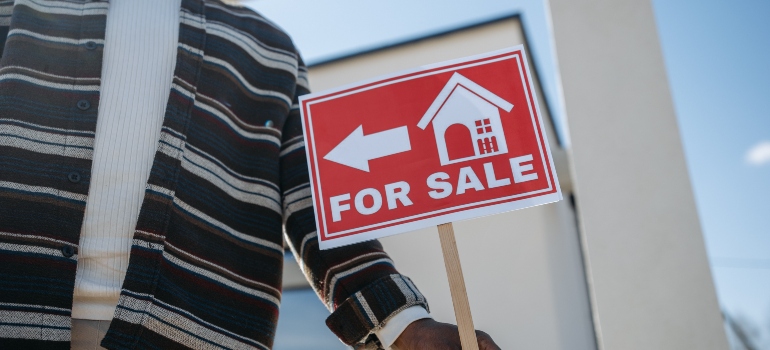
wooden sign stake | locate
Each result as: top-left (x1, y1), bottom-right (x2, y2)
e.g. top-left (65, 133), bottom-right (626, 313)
top-left (438, 222), bottom-right (479, 350)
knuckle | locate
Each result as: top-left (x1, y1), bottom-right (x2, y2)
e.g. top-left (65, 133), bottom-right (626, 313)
top-left (475, 330), bottom-right (490, 338)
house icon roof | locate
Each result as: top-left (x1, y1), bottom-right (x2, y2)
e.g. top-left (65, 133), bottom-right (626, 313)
top-left (417, 72), bottom-right (514, 130)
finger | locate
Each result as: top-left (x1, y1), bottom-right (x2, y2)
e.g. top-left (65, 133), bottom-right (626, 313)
top-left (476, 330), bottom-right (501, 350)
top-left (478, 337), bottom-right (502, 350)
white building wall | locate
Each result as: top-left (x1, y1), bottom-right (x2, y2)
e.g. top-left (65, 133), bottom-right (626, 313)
top-left (548, 0), bottom-right (728, 348)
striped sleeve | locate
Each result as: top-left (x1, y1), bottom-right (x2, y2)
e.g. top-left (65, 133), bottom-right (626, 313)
top-left (279, 55), bottom-right (429, 347)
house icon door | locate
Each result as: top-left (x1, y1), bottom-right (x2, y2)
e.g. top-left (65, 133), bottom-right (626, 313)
top-left (417, 73), bottom-right (514, 166)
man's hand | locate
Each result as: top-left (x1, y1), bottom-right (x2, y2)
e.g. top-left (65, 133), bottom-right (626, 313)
top-left (392, 319), bottom-right (501, 350)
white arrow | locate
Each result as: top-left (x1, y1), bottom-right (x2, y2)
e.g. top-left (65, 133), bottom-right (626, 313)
top-left (324, 125), bottom-right (411, 172)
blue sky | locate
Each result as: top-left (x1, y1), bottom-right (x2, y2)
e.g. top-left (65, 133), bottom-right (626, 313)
top-left (244, 0), bottom-right (770, 345)
top-left (653, 0), bottom-right (770, 342)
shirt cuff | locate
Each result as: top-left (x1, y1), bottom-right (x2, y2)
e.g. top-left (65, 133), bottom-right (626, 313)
top-left (374, 306), bottom-right (432, 349)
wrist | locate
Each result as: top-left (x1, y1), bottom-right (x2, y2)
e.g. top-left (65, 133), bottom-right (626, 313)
top-left (375, 306), bottom-right (431, 349)
top-left (392, 318), bottom-right (434, 349)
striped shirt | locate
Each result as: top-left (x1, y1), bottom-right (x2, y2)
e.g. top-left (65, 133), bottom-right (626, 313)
top-left (0, 0), bottom-right (428, 349)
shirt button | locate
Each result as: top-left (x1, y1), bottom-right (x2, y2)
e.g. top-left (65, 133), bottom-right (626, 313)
top-left (77, 100), bottom-right (91, 110)
top-left (67, 171), bottom-right (82, 183)
top-left (85, 41), bottom-right (97, 50)
top-left (61, 245), bottom-right (75, 258)
top-left (265, 120), bottom-right (274, 128)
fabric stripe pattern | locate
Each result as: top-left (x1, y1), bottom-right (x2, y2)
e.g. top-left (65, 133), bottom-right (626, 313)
top-left (0, 0), bottom-right (428, 349)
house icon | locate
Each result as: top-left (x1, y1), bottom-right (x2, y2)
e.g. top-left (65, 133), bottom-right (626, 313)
top-left (418, 73), bottom-right (514, 166)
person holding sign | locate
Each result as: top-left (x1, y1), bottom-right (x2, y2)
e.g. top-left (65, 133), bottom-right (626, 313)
top-left (0, 1), bottom-right (500, 349)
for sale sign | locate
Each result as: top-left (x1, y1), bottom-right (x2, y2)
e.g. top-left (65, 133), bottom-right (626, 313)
top-left (300, 46), bottom-right (562, 249)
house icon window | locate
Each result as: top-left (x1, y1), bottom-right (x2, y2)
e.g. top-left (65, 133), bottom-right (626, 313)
top-left (418, 73), bottom-right (514, 166)
top-left (475, 119), bottom-right (500, 155)
top-left (476, 118), bottom-right (493, 134)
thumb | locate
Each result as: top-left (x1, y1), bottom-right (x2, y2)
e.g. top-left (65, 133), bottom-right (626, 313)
top-left (476, 330), bottom-right (501, 350)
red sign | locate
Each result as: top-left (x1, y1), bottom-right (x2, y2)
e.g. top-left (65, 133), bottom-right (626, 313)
top-left (300, 46), bottom-right (561, 249)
